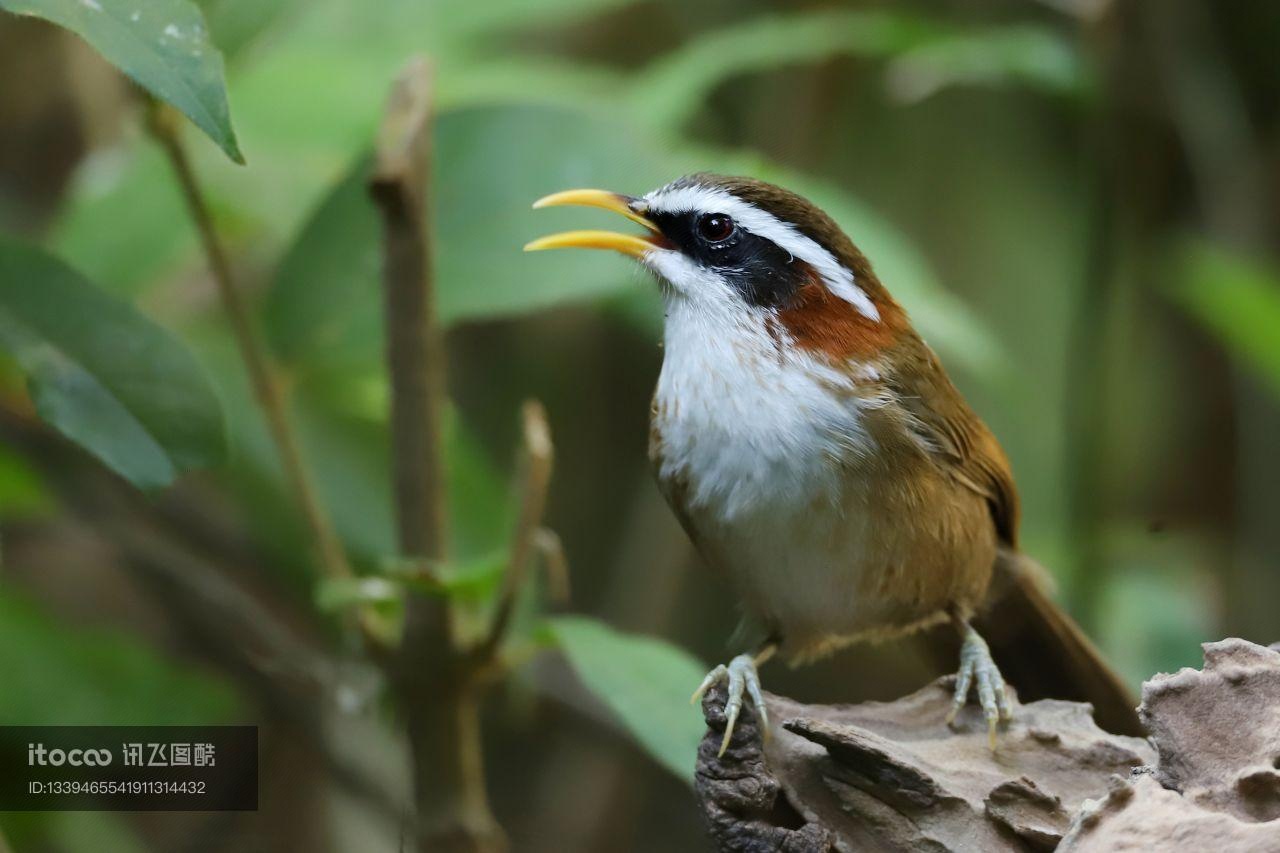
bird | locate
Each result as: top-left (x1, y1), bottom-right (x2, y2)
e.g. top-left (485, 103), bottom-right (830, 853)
top-left (525, 173), bottom-right (1141, 752)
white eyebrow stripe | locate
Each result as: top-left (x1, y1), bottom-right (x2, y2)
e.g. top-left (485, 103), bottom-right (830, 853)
top-left (642, 183), bottom-right (881, 322)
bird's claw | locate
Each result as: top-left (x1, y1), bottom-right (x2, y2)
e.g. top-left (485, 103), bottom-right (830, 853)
top-left (692, 653), bottom-right (768, 756)
top-left (947, 627), bottom-right (1012, 750)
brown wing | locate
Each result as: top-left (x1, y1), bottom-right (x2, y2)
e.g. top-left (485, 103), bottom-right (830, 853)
top-left (886, 339), bottom-right (1021, 548)
top-left (888, 339), bottom-right (1142, 733)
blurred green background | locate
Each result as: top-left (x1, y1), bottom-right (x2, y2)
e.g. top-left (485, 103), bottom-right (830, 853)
top-left (2, 0), bottom-right (1279, 850)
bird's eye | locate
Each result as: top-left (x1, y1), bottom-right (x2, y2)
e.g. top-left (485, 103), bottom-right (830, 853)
top-left (696, 213), bottom-right (735, 243)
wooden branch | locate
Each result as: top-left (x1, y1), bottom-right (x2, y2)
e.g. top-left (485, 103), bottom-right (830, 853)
top-left (146, 103), bottom-right (352, 583)
top-left (695, 640), bottom-right (1280, 852)
top-left (368, 57), bottom-right (503, 853)
top-left (479, 400), bottom-right (555, 658)
top-left (369, 59), bottom-right (447, 569)
top-left (696, 678), bottom-right (1153, 852)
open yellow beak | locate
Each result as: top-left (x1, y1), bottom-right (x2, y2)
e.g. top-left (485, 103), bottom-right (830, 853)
top-left (524, 189), bottom-right (660, 260)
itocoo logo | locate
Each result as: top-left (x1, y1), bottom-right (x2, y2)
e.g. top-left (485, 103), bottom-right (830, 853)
top-left (27, 743), bottom-right (112, 767)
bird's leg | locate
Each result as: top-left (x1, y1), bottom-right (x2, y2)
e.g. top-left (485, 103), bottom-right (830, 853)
top-left (946, 614), bottom-right (1013, 748)
top-left (691, 643), bottom-right (777, 757)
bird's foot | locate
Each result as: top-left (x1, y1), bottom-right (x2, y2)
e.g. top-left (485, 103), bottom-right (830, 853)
top-left (692, 653), bottom-right (768, 757)
top-left (946, 625), bottom-right (1013, 749)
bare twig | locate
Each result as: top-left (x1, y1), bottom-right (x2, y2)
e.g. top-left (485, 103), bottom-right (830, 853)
top-left (533, 527), bottom-right (570, 604)
top-left (369, 57), bottom-right (503, 853)
top-left (146, 103), bottom-right (352, 583)
top-left (369, 58), bottom-right (449, 587)
top-left (479, 400), bottom-right (556, 657)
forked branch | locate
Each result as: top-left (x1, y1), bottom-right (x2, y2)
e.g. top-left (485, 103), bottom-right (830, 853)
top-left (368, 57), bottom-right (503, 853)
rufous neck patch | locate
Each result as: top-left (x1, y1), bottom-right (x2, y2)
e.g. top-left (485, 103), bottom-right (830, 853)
top-left (775, 266), bottom-right (905, 361)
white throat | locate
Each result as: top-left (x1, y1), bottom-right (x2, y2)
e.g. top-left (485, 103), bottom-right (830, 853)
top-left (653, 288), bottom-right (879, 521)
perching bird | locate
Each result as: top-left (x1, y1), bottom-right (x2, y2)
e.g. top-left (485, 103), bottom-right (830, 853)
top-left (526, 174), bottom-right (1141, 751)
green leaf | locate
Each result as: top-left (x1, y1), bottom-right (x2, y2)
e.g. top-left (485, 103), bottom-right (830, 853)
top-left (0, 590), bottom-right (238, 724)
top-left (548, 616), bottom-right (708, 782)
top-left (430, 0), bottom-right (645, 42)
top-left (434, 105), bottom-right (677, 323)
top-left (0, 238), bottom-right (227, 490)
top-left (52, 146), bottom-right (195, 298)
top-left (631, 11), bottom-right (1087, 132)
top-left (632, 10), bottom-right (937, 132)
top-left (433, 550), bottom-right (508, 601)
top-left (884, 25), bottom-right (1087, 104)
top-left (443, 412), bottom-right (513, 563)
top-left (0, 0), bottom-right (243, 162)
top-left (1170, 240), bottom-right (1280, 397)
top-left (264, 153), bottom-right (381, 371)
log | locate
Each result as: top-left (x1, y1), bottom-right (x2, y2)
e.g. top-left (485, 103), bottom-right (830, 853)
top-left (694, 639), bottom-right (1280, 852)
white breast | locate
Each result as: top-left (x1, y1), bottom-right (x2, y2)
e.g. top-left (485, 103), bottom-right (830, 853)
top-left (653, 294), bottom-right (877, 521)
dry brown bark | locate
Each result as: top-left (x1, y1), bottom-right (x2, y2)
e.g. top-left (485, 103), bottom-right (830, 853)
top-left (1058, 638), bottom-right (1280, 852)
top-left (695, 639), bottom-right (1280, 852)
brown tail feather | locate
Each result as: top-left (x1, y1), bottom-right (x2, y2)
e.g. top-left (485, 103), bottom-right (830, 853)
top-left (967, 551), bottom-right (1143, 736)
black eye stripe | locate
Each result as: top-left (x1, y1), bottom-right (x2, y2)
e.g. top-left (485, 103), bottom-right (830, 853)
top-left (648, 209), bottom-right (808, 309)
